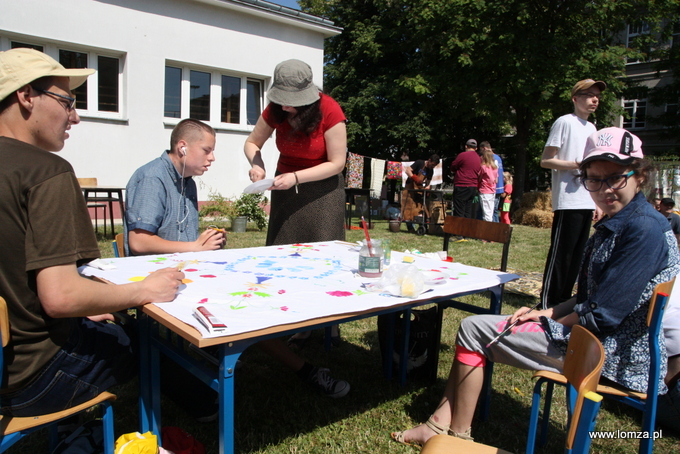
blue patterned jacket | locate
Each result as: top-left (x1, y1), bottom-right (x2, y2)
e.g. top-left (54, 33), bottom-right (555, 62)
top-left (544, 191), bottom-right (680, 393)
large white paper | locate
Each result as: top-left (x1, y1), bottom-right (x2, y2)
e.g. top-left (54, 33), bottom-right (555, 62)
top-left (80, 242), bottom-right (518, 338)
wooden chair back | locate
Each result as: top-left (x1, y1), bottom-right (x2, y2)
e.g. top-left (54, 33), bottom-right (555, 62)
top-left (563, 325), bottom-right (605, 450)
top-left (76, 177), bottom-right (98, 187)
top-left (0, 298), bottom-right (8, 349)
top-left (442, 216), bottom-right (513, 271)
top-left (648, 278), bottom-right (674, 327)
top-left (113, 233), bottom-right (125, 258)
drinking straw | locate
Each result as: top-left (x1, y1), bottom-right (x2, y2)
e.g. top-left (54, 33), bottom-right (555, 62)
top-left (485, 301), bottom-right (542, 348)
top-left (361, 216), bottom-right (374, 256)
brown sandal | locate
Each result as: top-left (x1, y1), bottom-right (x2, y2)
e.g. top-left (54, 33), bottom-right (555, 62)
top-left (449, 426), bottom-right (474, 441)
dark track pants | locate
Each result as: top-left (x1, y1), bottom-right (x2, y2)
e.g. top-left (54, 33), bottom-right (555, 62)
top-left (540, 209), bottom-right (593, 309)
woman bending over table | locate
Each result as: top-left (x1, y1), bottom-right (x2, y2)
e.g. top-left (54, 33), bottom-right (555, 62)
top-left (391, 127), bottom-right (680, 446)
top-left (244, 59), bottom-right (346, 245)
top-left (244, 59), bottom-right (347, 347)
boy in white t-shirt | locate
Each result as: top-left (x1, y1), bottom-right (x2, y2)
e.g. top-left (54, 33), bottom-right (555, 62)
top-left (539, 79), bottom-right (606, 308)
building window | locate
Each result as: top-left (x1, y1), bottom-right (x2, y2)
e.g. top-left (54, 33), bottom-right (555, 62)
top-left (164, 64), bottom-right (264, 128)
top-left (623, 99), bottom-right (647, 129)
top-left (247, 79), bottom-right (262, 125)
top-left (190, 70), bottom-right (211, 121)
top-left (165, 67), bottom-right (182, 118)
top-left (221, 75), bottom-right (240, 124)
top-left (97, 56), bottom-right (119, 112)
top-left (627, 22), bottom-right (651, 46)
top-left (59, 50), bottom-right (88, 109)
top-left (11, 41), bottom-right (42, 51)
top-left (666, 102), bottom-right (678, 116)
top-left (5, 39), bottom-right (124, 118)
top-left (627, 22), bottom-right (651, 63)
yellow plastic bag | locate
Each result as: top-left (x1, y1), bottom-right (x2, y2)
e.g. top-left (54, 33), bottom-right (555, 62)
top-left (114, 431), bottom-right (158, 454)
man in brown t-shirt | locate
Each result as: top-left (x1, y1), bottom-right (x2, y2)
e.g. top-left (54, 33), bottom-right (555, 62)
top-left (0, 48), bottom-right (184, 417)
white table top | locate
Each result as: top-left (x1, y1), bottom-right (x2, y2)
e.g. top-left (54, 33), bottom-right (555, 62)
top-left (81, 241), bottom-right (518, 342)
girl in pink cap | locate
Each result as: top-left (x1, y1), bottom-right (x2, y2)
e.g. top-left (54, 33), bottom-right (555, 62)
top-left (391, 127), bottom-right (679, 447)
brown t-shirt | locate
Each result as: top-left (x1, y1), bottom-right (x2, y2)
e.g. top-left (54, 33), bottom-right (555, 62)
top-left (0, 137), bottom-right (100, 390)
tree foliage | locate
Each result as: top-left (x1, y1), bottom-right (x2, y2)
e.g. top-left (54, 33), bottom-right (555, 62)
top-left (301, 0), bottom-right (679, 201)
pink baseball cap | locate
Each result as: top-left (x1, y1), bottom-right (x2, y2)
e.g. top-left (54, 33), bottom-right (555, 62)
top-left (581, 127), bottom-right (644, 166)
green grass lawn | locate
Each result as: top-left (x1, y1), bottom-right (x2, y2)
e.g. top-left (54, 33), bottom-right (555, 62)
top-left (9, 220), bottom-right (679, 453)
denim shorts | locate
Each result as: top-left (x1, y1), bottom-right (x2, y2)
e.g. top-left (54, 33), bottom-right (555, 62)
top-left (1, 317), bottom-right (137, 417)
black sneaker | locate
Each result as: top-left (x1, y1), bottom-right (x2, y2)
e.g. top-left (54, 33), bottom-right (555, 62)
top-left (306, 367), bottom-right (350, 398)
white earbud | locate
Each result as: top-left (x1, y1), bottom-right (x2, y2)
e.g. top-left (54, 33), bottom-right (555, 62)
top-left (181, 147), bottom-right (186, 156)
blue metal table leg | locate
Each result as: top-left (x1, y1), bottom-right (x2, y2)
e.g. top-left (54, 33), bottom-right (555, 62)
top-left (383, 312), bottom-right (396, 380)
top-left (218, 343), bottom-right (240, 454)
top-left (399, 308), bottom-right (412, 386)
top-left (138, 314), bottom-right (154, 434)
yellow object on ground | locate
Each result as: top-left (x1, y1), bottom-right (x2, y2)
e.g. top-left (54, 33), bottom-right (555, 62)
top-left (114, 431), bottom-right (158, 454)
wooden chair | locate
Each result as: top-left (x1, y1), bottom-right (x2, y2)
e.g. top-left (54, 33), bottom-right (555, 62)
top-left (434, 215), bottom-right (513, 418)
top-left (77, 177), bottom-right (108, 236)
top-left (77, 177), bottom-right (120, 238)
top-left (0, 297), bottom-right (117, 453)
top-left (527, 280), bottom-right (674, 454)
top-left (420, 325), bottom-right (605, 454)
top-left (113, 233), bottom-right (125, 258)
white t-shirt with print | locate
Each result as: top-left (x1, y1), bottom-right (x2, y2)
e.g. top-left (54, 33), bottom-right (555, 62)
top-left (545, 113), bottom-right (596, 211)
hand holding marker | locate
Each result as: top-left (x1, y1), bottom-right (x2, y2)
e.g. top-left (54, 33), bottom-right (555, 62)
top-left (485, 301), bottom-right (542, 348)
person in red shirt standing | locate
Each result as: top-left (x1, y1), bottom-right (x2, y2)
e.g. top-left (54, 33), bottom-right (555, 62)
top-left (243, 60), bottom-right (350, 396)
top-left (450, 139), bottom-right (481, 218)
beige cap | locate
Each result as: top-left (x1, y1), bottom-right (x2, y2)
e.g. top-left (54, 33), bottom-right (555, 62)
top-left (0, 48), bottom-right (95, 102)
top-left (571, 79), bottom-right (607, 97)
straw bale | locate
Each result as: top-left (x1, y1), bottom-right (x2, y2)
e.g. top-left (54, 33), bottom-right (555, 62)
top-left (519, 190), bottom-right (552, 211)
top-left (514, 208), bottom-right (553, 229)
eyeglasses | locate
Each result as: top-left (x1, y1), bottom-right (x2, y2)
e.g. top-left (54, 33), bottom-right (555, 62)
top-left (35, 88), bottom-right (77, 112)
top-left (581, 170), bottom-right (635, 192)
top-left (577, 92), bottom-right (601, 100)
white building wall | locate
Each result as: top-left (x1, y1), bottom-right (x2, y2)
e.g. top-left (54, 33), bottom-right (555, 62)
top-left (0, 0), bottom-right (339, 202)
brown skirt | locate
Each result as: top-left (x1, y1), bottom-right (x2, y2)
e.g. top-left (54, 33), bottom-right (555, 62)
top-left (266, 173), bottom-right (346, 246)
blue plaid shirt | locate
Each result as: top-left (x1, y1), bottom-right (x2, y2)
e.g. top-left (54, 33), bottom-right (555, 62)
top-left (124, 151), bottom-right (198, 255)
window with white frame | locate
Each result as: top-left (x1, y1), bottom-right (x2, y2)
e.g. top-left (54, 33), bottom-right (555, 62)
top-left (164, 64), bottom-right (264, 127)
top-left (627, 22), bottom-right (651, 47)
top-left (623, 99), bottom-right (647, 129)
top-left (626, 22), bottom-right (652, 63)
top-left (6, 39), bottom-right (124, 118)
